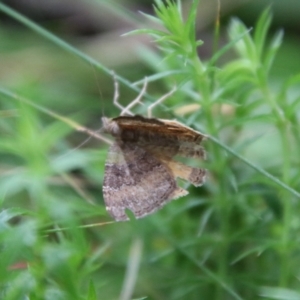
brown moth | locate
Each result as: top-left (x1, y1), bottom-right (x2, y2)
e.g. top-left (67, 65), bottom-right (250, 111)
top-left (102, 115), bottom-right (206, 221)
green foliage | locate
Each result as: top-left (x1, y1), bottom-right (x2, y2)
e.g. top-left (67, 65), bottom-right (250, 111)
top-left (0, 1), bottom-right (300, 300)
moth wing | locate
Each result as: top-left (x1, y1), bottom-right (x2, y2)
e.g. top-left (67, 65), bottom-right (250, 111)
top-left (103, 142), bottom-right (187, 221)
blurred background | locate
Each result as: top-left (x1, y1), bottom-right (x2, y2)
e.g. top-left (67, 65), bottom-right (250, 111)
top-left (1, 0), bottom-right (300, 114)
top-left (1, 0), bottom-right (300, 299)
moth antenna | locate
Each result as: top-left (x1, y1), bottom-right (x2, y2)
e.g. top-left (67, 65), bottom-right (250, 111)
top-left (120, 77), bottom-right (148, 116)
top-left (91, 63), bottom-right (106, 117)
top-left (147, 86), bottom-right (177, 118)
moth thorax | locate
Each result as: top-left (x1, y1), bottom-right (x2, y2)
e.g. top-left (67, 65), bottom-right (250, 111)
top-left (101, 117), bottom-right (121, 136)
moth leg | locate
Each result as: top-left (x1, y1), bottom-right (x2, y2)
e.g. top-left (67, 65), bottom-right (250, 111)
top-left (112, 72), bottom-right (146, 116)
top-left (147, 86), bottom-right (177, 118)
top-left (111, 71), bottom-right (127, 113)
top-left (120, 77), bottom-right (148, 116)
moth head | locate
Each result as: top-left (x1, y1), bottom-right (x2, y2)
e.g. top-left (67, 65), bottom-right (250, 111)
top-left (101, 117), bottom-right (121, 136)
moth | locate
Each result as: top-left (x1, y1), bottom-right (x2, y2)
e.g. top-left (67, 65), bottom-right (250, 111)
top-left (102, 114), bottom-right (206, 221)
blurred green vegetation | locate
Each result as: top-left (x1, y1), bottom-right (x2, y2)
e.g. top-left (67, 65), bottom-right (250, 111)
top-left (1, 0), bottom-right (300, 299)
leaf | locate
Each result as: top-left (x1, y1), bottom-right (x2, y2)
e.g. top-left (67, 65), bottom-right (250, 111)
top-left (86, 281), bottom-right (97, 300)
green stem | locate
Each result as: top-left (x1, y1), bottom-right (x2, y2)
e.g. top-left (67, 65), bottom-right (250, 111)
top-left (192, 54), bottom-right (231, 300)
top-left (278, 122), bottom-right (292, 286)
top-left (258, 72), bottom-right (292, 286)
